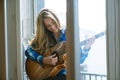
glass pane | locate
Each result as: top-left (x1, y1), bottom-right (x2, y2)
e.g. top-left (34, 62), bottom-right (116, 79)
top-left (79, 0), bottom-right (107, 80)
top-left (20, 0), bottom-right (34, 80)
top-left (23, 0), bottom-right (66, 80)
top-left (45, 0), bottom-right (66, 27)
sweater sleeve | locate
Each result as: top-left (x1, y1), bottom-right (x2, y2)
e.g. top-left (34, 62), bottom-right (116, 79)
top-left (80, 47), bottom-right (91, 64)
top-left (25, 46), bottom-right (44, 66)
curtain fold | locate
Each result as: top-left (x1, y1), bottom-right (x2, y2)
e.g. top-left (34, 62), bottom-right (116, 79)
top-left (106, 0), bottom-right (120, 80)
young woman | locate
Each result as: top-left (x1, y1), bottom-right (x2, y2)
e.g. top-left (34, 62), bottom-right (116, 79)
top-left (25, 8), bottom-right (95, 80)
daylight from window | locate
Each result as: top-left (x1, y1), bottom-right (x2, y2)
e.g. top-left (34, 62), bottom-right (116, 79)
top-left (45, 0), bottom-right (107, 80)
top-left (79, 0), bottom-right (106, 73)
top-left (79, 0), bottom-right (107, 80)
top-left (45, 0), bottom-right (66, 27)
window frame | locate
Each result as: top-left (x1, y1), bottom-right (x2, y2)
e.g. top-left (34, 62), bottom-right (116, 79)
top-left (3, 0), bottom-right (120, 80)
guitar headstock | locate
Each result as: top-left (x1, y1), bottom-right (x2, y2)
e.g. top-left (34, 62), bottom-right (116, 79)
top-left (95, 31), bottom-right (106, 39)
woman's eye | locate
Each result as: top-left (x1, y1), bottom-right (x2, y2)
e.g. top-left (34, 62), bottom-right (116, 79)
top-left (52, 21), bottom-right (55, 24)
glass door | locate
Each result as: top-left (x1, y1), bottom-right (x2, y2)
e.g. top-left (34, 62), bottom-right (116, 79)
top-left (79, 0), bottom-right (107, 80)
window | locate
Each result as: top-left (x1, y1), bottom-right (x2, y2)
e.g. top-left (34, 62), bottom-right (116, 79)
top-left (22, 0), bottom-right (67, 79)
top-left (79, 0), bottom-right (107, 80)
top-left (4, 0), bottom-right (120, 80)
top-left (21, 0), bottom-right (120, 80)
top-left (45, 0), bottom-right (66, 27)
top-left (22, 0), bottom-right (107, 80)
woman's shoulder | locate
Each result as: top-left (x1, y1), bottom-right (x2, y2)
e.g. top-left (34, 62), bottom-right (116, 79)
top-left (61, 28), bottom-right (66, 34)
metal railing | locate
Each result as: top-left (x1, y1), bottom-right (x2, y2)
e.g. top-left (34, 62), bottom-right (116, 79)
top-left (24, 72), bottom-right (107, 80)
top-left (80, 72), bottom-right (107, 80)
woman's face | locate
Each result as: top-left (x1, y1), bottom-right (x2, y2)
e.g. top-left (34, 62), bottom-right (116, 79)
top-left (44, 17), bottom-right (59, 33)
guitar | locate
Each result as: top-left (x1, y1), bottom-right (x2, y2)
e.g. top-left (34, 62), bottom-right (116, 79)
top-left (80, 31), bottom-right (106, 46)
top-left (25, 31), bottom-right (105, 80)
top-left (25, 54), bottom-right (66, 80)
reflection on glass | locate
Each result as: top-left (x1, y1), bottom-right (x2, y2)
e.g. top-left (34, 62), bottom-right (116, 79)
top-left (79, 0), bottom-right (107, 80)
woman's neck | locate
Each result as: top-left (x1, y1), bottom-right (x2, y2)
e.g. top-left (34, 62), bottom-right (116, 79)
top-left (54, 30), bottom-right (61, 40)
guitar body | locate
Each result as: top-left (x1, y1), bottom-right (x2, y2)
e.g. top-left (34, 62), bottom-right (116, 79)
top-left (25, 58), bottom-right (54, 80)
top-left (25, 42), bottom-right (67, 80)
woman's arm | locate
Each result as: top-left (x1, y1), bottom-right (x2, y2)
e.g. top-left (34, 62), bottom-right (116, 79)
top-left (80, 47), bottom-right (91, 64)
top-left (25, 46), bottom-right (59, 66)
top-left (80, 36), bottom-right (95, 64)
top-left (25, 46), bottom-right (44, 66)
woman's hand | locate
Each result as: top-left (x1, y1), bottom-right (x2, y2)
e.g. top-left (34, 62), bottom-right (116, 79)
top-left (63, 53), bottom-right (67, 68)
top-left (42, 54), bottom-right (58, 66)
top-left (84, 36), bottom-right (95, 49)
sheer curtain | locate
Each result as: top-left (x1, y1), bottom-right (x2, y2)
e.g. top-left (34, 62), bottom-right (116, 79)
top-left (106, 0), bottom-right (120, 80)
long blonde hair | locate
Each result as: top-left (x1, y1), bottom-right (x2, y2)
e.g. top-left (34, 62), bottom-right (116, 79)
top-left (30, 8), bottom-right (62, 55)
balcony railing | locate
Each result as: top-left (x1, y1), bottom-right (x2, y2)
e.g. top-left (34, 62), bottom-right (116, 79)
top-left (80, 71), bottom-right (107, 80)
top-left (24, 71), bottom-right (107, 80)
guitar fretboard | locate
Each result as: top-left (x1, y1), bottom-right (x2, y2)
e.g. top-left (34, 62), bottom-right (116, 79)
top-left (80, 31), bottom-right (106, 46)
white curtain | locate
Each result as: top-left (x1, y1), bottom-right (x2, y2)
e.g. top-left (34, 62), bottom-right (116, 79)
top-left (106, 0), bottom-right (120, 80)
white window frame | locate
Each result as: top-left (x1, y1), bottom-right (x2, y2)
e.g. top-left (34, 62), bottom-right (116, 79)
top-left (66, 0), bottom-right (80, 80)
top-left (3, 0), bottom-right (120, 80)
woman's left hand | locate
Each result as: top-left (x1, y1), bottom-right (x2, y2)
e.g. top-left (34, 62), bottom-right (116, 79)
top-left (84, 36), bottom-right (95, 49)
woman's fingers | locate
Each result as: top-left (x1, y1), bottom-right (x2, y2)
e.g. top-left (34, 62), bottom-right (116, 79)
top-left (52, 57), bottom-right (58, 65)
top-left (85, 36), bottom-right (95, 49)
top-left (49, 54), bottom-right (58, 65)
top-left (43, 54), bottom-right (58, 65)
top-left (50, 54), bottom-right (56, 58)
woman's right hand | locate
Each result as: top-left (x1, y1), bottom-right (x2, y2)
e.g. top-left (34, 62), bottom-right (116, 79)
top-left (42, 54), bottom-right (58, 66)
top-left (84, 36), bottom-right (95, 49)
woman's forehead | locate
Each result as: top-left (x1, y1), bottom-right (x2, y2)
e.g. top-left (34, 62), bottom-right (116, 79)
top-left (44, 18), bottom-right (52, 23)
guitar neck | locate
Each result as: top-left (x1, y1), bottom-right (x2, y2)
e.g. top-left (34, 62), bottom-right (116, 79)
top-left (80, 31), bottom-right (105, 46)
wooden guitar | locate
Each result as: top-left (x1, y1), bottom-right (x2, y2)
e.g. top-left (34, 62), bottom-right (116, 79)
top-left (25, 43), bottom-right (66, 80)
top-left (25, 58), bottom-right (54, 80)
top-left (25, 31), bottom-right (105, 80)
